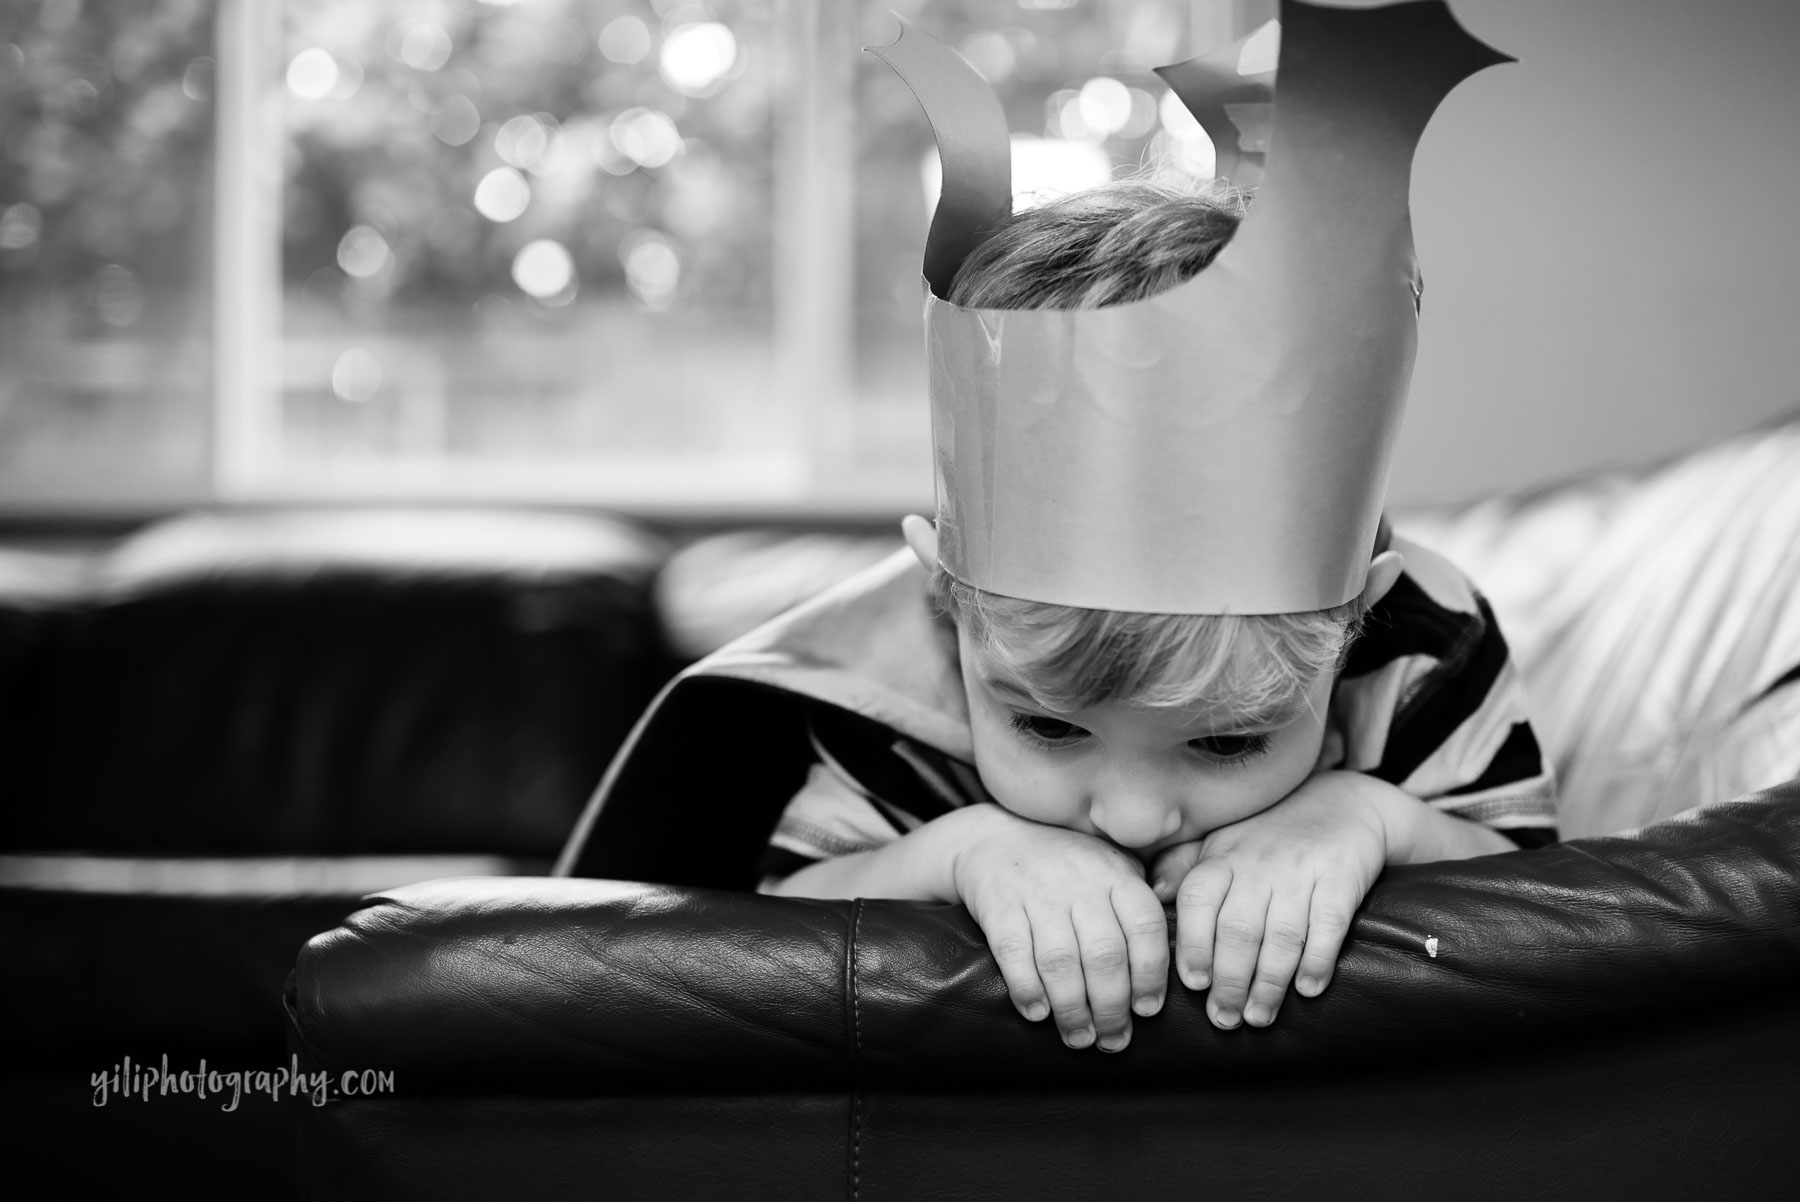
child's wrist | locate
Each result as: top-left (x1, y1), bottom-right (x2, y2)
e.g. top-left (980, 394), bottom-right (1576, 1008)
top-left (1331, 771), bottom-right (1420, 863)
top-left (936, 802), bottom-right (1022, 901)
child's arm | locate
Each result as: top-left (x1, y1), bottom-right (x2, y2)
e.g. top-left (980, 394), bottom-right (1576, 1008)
top-left (767, 802), bottom-right (1170, 1054)
top-left (1150, 771), bottom-right (1511, 1033)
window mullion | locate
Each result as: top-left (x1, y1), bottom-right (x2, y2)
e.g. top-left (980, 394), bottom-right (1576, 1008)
top-left (211, 0), bottom-right (279, 499)
top-left (771, 0), bottom-right (856, 493)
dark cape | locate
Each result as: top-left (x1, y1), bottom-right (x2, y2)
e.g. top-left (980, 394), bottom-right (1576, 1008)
top-left (556, 550), bottom-right (968, 888)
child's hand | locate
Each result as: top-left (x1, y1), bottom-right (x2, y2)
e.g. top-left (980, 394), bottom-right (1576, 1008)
top-left (950, 805), bottom-right (1168, 1052)
top-left (1150, 771), bottom-right (1394, 1031)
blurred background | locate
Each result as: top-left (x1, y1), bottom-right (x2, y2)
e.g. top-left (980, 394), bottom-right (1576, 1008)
top-left (0, 0), bottom-right (1797, 520)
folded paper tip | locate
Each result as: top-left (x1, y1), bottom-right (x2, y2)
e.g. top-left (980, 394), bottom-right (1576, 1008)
top-left (1441, 2), bottom-right (1518, 73)
top-left (862, 12), bottom-right (915, 56)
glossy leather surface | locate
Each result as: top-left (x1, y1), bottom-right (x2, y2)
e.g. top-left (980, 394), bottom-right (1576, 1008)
top-left (294, 789), bottom-right (1800, 1095)
top-left (291, 789), bottom-right (1800, 1198)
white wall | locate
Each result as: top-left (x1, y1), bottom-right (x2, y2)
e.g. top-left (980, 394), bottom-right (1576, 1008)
top-left (1394, 0), bottom-right (1800, 504)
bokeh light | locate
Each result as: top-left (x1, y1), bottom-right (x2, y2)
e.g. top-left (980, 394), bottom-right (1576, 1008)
top-left (286, 48), bottom-right (339, 100)
top-left (660, 23), bottom-right (736, 97)
top-left (960, 32), bottom-right (1015, 83)
top-left (430, 94), bottom-right (480, 146)
top-left (1119, 88), bottom-right (1158, 139)
top-left (331, 348), bottom-right (383, 402)
top-left (1048, 89), bottom-right (1091, 141)
top-left (620, 229), bottom-right (680, 310)
top-left (473, 167), bottom-right (531, 222)
top-left (181, 56), bottom-right (213, 102)
top-left (495, 113), bottom-right (551, 169)
top-left (336, 225), bottom-right (391, 279)
top-left (1077, 77), bottom-right (1131, 138)
top-left (0, 203), bottom-right (41, 251)
top-left (610, 108), bottom-right (681, 170)
top-left (597, 15), bottom-right (651, 65)
top-left (511, 239), bottom-right (575, 301)
top-left (397, 22), bottom-right (453, 71)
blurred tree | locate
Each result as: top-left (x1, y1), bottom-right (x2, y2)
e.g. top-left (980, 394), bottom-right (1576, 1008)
top-left (282, 0), bottom-right (776, 315)
top-left (0, 0), bottom-right (215, 338)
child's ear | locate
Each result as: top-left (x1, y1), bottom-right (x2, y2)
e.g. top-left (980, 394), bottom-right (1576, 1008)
top-left (1358, 549), bottom-right (1405, 610)
top-left (900, 514), bottom-right (939, 572)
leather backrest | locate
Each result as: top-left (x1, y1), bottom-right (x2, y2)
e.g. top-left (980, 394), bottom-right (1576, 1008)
top-left (4, 509), bottom-right (668, 856)
top-left (294, 787), bottom-right (1800, 1092)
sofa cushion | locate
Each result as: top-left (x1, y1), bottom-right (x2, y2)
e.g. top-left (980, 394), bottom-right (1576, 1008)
top-left (1402, 416), bottom-right (1800, 835)
top-left (0, 852), bottom-right (536, 1064)
top-left (10, 509), bottom-right (669, 856)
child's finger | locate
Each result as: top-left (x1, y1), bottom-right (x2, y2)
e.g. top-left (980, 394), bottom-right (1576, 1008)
top-left (982, 907), bottom-right (1053, 1023)
top-left (1294, 879), bottom-right (1359, 998)
top-left (1204, 884), bottom-right (1272, 1030)
top-left (1241, 887), bottom-right (1311, 1027)
top-left (1112, 884), bottom-right (1169, 1020)
top-left (1148, 841), bottom-right (1203, 903)
top-left (1070, 904), bottom-right (1134, 1051)
top-left (1027, 911), bottom-right (1098, 1049)
top-left (1174, 858), bottom-right (1233, 991)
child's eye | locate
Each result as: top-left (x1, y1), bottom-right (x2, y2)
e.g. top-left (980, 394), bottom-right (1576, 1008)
top-left (1006, 712), bottom-right (1087, 748)
top-left (1188, 733), bottom-right (1271, 764)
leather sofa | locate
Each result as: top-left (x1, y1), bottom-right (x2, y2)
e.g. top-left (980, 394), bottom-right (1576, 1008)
top-left (288, 418), bottom-right (1800, 1199)
top-left (0, 508), bottom-right (669, 1194)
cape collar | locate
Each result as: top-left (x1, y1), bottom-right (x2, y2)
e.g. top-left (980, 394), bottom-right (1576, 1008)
top-left (685, 549), bottom-right (975, 761)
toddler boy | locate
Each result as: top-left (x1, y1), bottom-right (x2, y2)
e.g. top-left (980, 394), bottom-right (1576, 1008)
top-left (759, 179), bottom-right (1555, 1053)
top-left (560, 0), bottom-right (1554, 1057)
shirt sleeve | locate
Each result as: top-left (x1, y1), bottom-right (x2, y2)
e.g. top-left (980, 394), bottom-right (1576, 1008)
top-left (1335, 544), bottom-right (1559, 848)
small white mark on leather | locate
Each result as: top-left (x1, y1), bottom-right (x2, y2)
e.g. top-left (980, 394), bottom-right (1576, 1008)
top-left (1425, 936), bottom-right (1440, 958)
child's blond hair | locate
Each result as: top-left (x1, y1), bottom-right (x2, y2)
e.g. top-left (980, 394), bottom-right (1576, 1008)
top-left (939, 176), bottom-right (1363, 722)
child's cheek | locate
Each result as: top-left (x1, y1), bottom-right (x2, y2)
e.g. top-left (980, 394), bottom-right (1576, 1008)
top-left (972, 735), bottom-right (1082, 828)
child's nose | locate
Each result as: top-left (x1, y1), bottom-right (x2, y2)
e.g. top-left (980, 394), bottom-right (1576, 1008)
top-left (1087, 786), bottom-right (1182, 850)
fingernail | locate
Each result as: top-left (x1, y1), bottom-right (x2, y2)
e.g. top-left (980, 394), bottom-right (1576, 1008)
top-left (1067, 1027), bottom-right (1096, 1049)
top-left (1023, 1002), bottom-right (1048, 1022)
top-left (1132, 992), bottom-right (1164, 1017)
top-left (1212, 1008), bottom-right (1240, 1029)
top-left (1296, 976), bottom-right (1321, 997)
top-left (1243, 1003), bottom-right (1271, 1027)
top-left (1181, 968), bottom-right (1210, 991)
top-left (1098, 1034), bottom-right (1128, 1053)
top-left (1152, 878), bottom-right (1170, 898)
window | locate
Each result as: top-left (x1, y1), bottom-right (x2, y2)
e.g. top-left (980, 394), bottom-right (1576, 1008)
top-left (0, 0), bottom-right (1247, 514)
top-left (0, 0), bottom-right (216, 508)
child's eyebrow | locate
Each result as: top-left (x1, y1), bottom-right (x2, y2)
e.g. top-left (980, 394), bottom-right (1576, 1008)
top-left (1208, 698), bottom-right (1308, 733)
top-left (980, 671), bottom-right (1309, 731)
top-left (979, 673), bottom-right (1036, 702)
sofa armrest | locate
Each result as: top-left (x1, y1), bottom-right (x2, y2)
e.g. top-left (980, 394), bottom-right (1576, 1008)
top-left (290, 781), bottom-right (1800, 1092)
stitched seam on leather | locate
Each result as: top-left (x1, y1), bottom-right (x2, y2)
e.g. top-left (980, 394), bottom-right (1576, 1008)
top-left (849, 897), bottom-right (864, 1202)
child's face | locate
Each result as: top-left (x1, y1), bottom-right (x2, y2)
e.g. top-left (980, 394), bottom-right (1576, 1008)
top-left (957, 631), bottom-right (1332, 861)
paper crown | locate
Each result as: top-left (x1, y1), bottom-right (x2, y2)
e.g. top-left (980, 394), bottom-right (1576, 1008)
top-left (870, 0), bottom-right (1509, 615)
